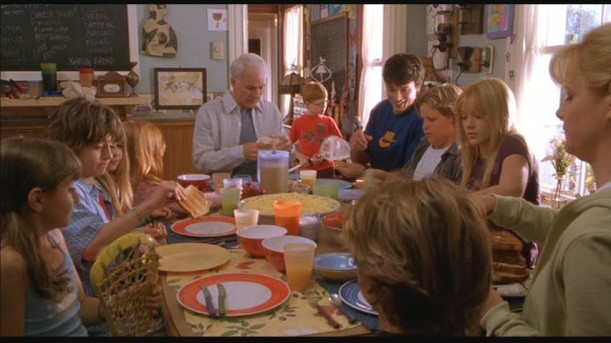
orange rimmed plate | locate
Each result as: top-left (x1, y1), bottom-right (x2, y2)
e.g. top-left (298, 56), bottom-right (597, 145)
top-left (171, 216), bottom-right (236, 238)
top-left (177, 272), bottom-right (290, 317)
top-left (156, 243), bottom-right (231, 273)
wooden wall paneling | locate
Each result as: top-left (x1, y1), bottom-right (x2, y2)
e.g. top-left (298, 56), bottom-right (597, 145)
top-left (153, 120), bottom-right (198, 181)
top-left (0, 121), bottom-right (46, 140)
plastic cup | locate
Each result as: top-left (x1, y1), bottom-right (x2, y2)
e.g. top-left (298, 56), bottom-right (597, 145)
top-left (283, 242), bottom-right (315, 292)
top-left (299, 170), bottom-right (317, 189)
top-left (223, 178), bottom-right (243, 189)
top-left (220, 187), bottom-right (241, 216)
top-left (233, 174), bottom-right (253, 184)
top-left (40, 63), bottom-right (57, 93)
top-left (233, 209), bottom-right (259, 230)
top-left (212, 172), bottom-right (232, 191)
top-left (312, 180), bottom-right (341, 200)
top-left (273, 199), bottom-right (302, 235)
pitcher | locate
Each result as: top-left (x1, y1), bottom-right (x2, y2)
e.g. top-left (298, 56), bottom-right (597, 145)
top-left (258, 150), bottom-right (289, 194)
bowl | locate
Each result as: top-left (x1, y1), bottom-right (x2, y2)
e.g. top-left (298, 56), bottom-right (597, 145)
top-left (261, 235), bottom-right (317, 273)
top-left (177, 174), bottom-right (211, 191)
top-left (314, 252), bottom-right (358, 282)
top-left (319, 211), bottom-right (348, 248)
top-left (236, 225), bottom-right (287, 257)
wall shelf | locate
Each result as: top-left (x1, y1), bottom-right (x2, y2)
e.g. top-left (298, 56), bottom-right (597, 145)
top-left (0, 96), bottom-right (150, 118)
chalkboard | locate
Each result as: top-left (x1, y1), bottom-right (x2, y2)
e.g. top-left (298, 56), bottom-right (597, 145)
top-left (1, 4), bottom-right (131, 71)
top-left (310, 13), bottom-right (348, 99)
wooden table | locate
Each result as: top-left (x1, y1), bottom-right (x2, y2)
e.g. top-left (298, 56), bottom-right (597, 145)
top-left (159, 215), bottom-right (372, 337)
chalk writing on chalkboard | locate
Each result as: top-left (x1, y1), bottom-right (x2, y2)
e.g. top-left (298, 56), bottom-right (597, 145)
top-left (310, 13), bottom-right (348, 99)
top-left (0, 4), bottom-right (130, 71)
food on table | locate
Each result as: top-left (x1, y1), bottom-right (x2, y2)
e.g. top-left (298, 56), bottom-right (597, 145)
top-left (178, 185), bottom-right (210, 218)
top-left (240, 193), bottom-right (339, 217)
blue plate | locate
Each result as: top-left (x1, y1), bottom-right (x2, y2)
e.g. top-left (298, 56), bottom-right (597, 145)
top-left (339, 280), bottom-right (378, 316)
top-left (314, 253), bottom-right (357, 271)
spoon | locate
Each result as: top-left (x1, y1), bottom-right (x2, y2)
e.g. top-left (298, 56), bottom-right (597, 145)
top-left (329, 293), bottom-right (358, 324)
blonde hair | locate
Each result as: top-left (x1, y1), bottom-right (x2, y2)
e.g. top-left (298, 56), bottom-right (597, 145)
top-left (345, 176), bottom-right (492, 335)
top-left (300, 81), bottom-right (328, 103)
top-left (97, 132), bottom-right (133, 215)
top-left (124, 120), bottom-right (166, 188)
top-left (455, 78), bottom-right (522, 188)
top-left (1, 137), bottom-right (81, 300)
top-left (415, 83), bottom-right (463, 119)
top-left (550, 23), bottom-right (611, 97)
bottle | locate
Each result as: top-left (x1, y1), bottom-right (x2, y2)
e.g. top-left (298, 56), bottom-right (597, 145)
top-left (79, 68), bottom-right (94, 87)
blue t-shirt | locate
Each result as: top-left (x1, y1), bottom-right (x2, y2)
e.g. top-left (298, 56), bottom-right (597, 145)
top-left (364, 100), bottom-right (424, 171)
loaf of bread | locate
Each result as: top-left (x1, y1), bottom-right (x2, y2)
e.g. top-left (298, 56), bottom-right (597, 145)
top-left (489, 226), bottom-right (529, 284)
top-left (178, 185), bottom-right (210, 218)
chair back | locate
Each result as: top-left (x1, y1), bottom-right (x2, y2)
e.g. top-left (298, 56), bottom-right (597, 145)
top-left (90, 232), bottom-right (165, 336)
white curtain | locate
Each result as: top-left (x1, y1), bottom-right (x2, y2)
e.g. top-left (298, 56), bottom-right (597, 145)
top-left (382, 5), bottom-right (408, 62)
top-left (281, 6), bottom-right (303, 116)
top-left (357, 4), bottom-right (383, 129)
top-left (509, 5), bottom-right (564, 163)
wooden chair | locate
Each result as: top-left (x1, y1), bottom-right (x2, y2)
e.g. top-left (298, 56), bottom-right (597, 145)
top-left (90, 232), bottom-right (165, 336)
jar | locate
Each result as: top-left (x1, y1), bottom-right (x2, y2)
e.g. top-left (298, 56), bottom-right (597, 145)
top-left (79, 68), bottom-right (94, 87)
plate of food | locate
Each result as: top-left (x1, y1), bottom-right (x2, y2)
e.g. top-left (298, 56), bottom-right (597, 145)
top-left (338, 279), bottom-right (378, 316)
top-left (177, 272), bottom-right (290, 317)
top-left (238, 192), bottom-right (340, 217)
top-left (171, 216), bottom-right (236, 238)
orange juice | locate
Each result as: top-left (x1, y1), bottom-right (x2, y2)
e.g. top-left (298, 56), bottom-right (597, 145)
top-left (301, 177), bottom-right (316, 189)
top-left (286, 264), bottom-right (313, 292)
top-left (275, 215), bottom-right (300, 235)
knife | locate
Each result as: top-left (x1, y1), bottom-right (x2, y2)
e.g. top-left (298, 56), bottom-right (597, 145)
top-left (308, 299), bottom-right (341, 329)
top-left (200, 285), bottom-right (217, 318)
top-left (217, 283), bottom-right (227, 317)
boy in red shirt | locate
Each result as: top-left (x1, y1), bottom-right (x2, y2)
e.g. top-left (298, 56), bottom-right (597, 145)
top-left (290, 81), bottom-right (343, 179)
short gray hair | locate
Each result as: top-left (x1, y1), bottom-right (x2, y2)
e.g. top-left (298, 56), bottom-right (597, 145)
top-left (230, 53), bottom-right (267, 79)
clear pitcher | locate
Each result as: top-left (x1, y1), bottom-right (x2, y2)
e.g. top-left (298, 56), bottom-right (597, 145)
top-left (258, 150), bottom-right (289, 194)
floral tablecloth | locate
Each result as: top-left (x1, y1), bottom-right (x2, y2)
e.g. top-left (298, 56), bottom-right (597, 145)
top-left (163, 248), bottom-right (363, 336)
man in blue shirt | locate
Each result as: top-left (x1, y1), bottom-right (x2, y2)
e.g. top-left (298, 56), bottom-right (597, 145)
top-left (349, 54), bottom-right (425, 171)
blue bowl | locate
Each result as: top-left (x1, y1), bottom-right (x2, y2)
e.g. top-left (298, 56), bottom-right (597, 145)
top-left (314, 252), bottom-right (358, 282)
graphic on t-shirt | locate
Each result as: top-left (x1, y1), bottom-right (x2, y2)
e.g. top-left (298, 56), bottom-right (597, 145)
top-left (378, 131), bottom-right (397, 148)
top-left (303, 124), bottom-right (328, 143)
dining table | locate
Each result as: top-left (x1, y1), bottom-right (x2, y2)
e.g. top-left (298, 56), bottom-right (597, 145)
top-left (157, 198), bottom-right (376, 337)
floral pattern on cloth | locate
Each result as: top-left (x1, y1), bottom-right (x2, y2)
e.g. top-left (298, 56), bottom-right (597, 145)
top-left (165, 249), bottom-right (360, 336)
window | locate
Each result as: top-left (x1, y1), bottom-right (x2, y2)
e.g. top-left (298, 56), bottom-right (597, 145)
top-left (514, 4), bottom-right (609, 198)
top-left (281, 5), bottom-right (303, 117)
top-left (357, 4), bottom-right (384, 129)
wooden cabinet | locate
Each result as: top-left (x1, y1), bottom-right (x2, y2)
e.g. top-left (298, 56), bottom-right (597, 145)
top-left (0, 121), bottom-right (46, 139)
top-left (148, 119), bottom-right (199, 181)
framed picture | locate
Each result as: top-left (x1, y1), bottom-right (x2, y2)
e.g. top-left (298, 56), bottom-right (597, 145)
top-left (154, 68), bottom-right (206, 109)
top-left (485, 4), bottom-right (514, 39)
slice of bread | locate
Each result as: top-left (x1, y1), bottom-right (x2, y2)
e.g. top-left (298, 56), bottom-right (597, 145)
top-left (178, 185), bottom-right (210, 218)
top-left (492, 261), bottom-right (529, 284)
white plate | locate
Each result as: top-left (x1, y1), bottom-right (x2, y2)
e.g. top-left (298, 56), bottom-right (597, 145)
top-left (494, 283), bottom-right (526, 297)
top-left (171, 217), bottom-right (236, 238)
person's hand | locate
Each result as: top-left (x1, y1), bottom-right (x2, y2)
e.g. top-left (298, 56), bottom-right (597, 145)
top-left (310, 153), bottom-right (324, 165)
top-left (242, 142), bottom-right (272, 161)
top-left (148, 181), bottom-right (186, 208)
top-left (481, 287), bottom-right (505, 320)
top-left (473, 193), bottom-right (497, 218)
top-left (144, 283), bottom-right (164, 317)
top-left (150, 207), bottom-right (173, 220)
top-left (141, 222), bottom-right (168, 244)
top-left (270, 135), bottom-right (291, 151)
top-left (349, 129), bottom-right (373, 152)
top-left (337, 161), bottom-right (366, 180)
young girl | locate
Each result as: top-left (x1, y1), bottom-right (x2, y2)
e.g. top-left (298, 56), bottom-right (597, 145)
top-left (1, 137), bottom-right (102, 336)
top-left (290, 81), bottom-right (343, 179)
top-left (97, 131), bottom-right (133, 216)
top-left (456, 78), bottom-right (540, 278)
top-left (345, 176), bottom-right (492, 336)
top-left (44, 98), bottom-right (185, 335)
top-left (123, 120), bottom-right (188, 219)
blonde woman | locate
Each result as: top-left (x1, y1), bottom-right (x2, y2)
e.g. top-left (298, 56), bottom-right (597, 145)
top-left (478, 23), bottom-right (611, 336)
top-left (456, 78), bottom-right (540, 275)
top-left (345, 176), bottom-right (492, 336)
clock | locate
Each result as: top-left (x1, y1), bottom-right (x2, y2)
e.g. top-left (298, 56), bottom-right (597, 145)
top-left (95, 71), bottom-right (127, 98)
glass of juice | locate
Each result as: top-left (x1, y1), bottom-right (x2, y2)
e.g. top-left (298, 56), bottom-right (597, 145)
top-left (273, 199), bottom-right (302, 235)
top-left (220, 187), bottom-right (241, 216)
top-left (233, 209), bottom-right (259, 229)
top-left (283, 242), bottom-right (315, 292)
top-left (299, 170), bottom-right (317, 189)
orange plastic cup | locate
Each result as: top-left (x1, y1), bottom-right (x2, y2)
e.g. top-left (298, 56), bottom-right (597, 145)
top-left (273, 199), bottom-right (302, 235)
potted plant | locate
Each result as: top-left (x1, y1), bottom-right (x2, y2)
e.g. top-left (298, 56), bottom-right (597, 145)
top-left (542, 135), bottom-right (576, 206)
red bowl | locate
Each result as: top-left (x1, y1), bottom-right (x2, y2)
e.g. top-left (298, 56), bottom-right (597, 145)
top-left (177, 174), bottom-right (210, 191)
top-left (261, 235), bottom-right (317, 273)
top-left (236, 225), bottom-right (287, 258)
